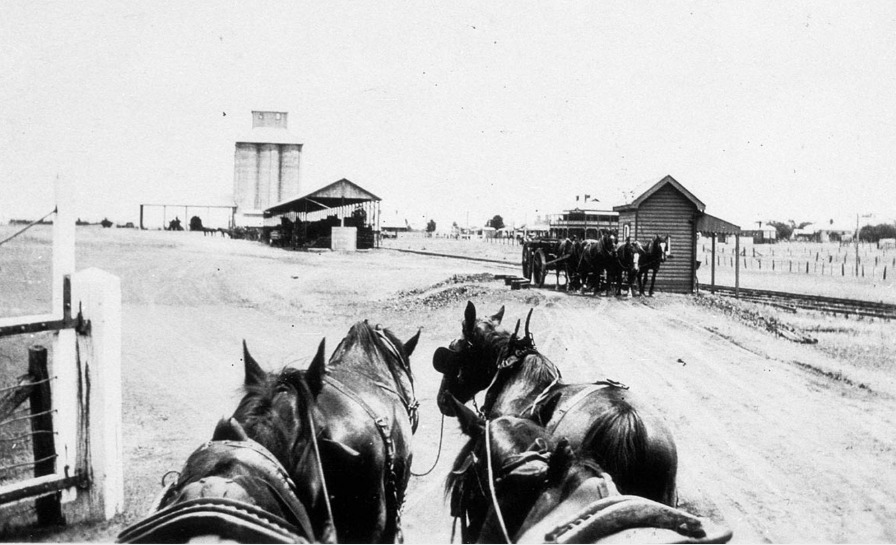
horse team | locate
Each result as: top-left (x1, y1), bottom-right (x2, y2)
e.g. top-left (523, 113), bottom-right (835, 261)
top-left (552, 231), bottom-right (670, 298)
top-left (119, 302), bottom-right (730, 544)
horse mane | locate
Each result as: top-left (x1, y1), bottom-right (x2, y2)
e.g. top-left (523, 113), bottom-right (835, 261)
top-left (517, 353), bottom-right (561, 384)
top-left (580, 388), bottom-right (647, 493)
top-left (333, 321), bottom-right (413, 379)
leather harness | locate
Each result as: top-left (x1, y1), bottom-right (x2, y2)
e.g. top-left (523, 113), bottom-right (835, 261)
top-left (117, 439), bottom-right (316, 544)
top-left (317, 329), bottom-right (418, 542)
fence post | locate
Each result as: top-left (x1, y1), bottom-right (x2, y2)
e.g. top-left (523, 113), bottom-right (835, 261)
top-left (68, 268), bottom-right (123, 522)
top-left (29, 346), bottom-right (64, 526)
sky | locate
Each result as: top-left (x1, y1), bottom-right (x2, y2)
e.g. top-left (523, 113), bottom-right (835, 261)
top-left (2, 2), bottom-right (895, 231)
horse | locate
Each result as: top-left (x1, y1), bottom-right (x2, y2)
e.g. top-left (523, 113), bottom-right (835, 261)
top-left (634, 234), bottom-right (670, 296)
top-left (556, 237), bottom-right (582, 291)
top-left (575, 231), bottom-right (617, 295)
top-left (611, 239), bottom-right (640, 297)
top-left (233, 321), bottom-right (421, 543)
top-left (433, 302), bottom-right (678, 507)
top-left (446, 397), bottom-right (731, 544)
top-left (117, 418), bottom-right (320, 543)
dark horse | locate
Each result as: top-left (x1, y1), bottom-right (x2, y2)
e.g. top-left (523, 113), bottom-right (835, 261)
top-left (233, 322), bottom-right (421, 543)
top-left (574, 231), bottom-right (617, 295)
top-left (117, 418), bottom-right (320, 543)
top-left (634, 234), bottom-right (670, 296)
top-left (611, 238), bottom-right (640, 297)
top-left (433, 302), bottom-right (678, 507)
top-left (556, 237), bottom-right (582, 291)
top-left (445, 397), bottom-right (731, 544)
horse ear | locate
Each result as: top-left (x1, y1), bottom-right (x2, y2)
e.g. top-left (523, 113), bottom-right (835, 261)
top-left (451, 396), bottom-right (483, 437)
top-left (404, 328), bottom-right (421, 358)
top-left (306, 338), bottom-right (328, 396)
top-left (464, 301), bottom-right (477, 330)
top-left (490, 305), bottom-right (505, 325)
top-left (243, 340), bottom-right (266, 387)
top-left (212, 417), bottom-right (249, 441)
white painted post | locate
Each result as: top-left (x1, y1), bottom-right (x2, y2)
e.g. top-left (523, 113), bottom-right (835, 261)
top-left (52, 175), bottom-right (79, 502)
top-left (52, 175), bottom-right (75, 316)
top-left (70, 268), bottom-right (124, 521)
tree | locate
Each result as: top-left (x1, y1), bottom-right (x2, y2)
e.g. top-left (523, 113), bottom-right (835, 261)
top-left (859, 223), bottom-right (896, 242)
top-left (487, 214), bottom-right (505, 230)
top-left (766, 220), bottom-right (794, 241)
top-left (426, 219), bottom-right (436, 233)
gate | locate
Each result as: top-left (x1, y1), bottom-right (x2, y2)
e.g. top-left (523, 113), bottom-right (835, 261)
top-left (0, 177), bottom-right (122, 531)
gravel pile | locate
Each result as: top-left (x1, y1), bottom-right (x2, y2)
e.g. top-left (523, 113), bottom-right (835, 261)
top-left (384, 273), bottom-right (499, 311)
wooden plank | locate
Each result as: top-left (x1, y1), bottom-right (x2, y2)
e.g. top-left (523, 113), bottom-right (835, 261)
top-left (0, 474), bottom-right (83, 506)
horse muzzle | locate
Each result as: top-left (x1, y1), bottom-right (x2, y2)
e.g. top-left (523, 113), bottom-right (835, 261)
top-left (432, 346), bottom-right (461, 374)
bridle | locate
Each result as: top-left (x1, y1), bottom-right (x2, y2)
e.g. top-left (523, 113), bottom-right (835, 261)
top-left (454, 418), bottom-right (553, 544)
top-left (373, 327), bottom-right (420, 431)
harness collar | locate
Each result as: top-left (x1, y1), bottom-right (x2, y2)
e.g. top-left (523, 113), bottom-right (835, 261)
top-left (120, 439), bottom-right (319, 544)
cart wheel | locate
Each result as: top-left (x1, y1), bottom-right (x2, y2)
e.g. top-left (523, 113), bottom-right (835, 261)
top-left (533, 249), bottom-right (548, 288)
top-left (522, 245), bottom-right (531, 279)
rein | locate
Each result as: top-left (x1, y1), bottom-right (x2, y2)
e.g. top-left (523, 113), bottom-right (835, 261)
top-left (303, 398), bottom-right (336, 542)
top-left (410, 414), bottom-right (445, 477)
top-left (485, 419), bottom-right (513, 544)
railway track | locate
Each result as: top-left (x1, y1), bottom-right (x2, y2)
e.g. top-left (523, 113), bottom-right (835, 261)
top-left (697, 284), bottom-right (896, 320)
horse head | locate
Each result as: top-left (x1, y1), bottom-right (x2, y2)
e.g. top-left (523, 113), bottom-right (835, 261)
top-left (652, 234), bottom-right (670, 262)
top-left (432, 301), bottom-right (507, 416)
top-left (445, 396), bottom-right (560, 543)
top-left (232, 340), bottom-right (347, 541)
top-left (331, 321), bottom-right (421, 431)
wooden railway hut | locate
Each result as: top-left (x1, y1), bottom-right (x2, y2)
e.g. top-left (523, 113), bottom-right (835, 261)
top-left (614, 175), bottom-right (738, 293)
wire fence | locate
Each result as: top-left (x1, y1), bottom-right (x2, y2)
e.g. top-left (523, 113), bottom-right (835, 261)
top-left (699, 242), bottom-right (895, 284)
top-left (0, 353), bottom-right (57, 488)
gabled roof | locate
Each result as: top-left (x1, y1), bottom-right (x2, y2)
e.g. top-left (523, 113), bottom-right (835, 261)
top-left (265, 178), bottom-right (381, 215)
top-left (613, 175), bottom-right (706, 212)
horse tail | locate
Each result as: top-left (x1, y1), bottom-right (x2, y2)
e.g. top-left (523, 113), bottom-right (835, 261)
top-left (582, 396), bottom-right (675, 505)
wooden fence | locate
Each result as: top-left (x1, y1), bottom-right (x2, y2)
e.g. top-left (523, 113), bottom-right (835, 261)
top-left (0, 177), bottom-right (122, 531)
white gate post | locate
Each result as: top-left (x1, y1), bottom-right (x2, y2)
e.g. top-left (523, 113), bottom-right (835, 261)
top-left (70, 268), bottom-right (123, 521)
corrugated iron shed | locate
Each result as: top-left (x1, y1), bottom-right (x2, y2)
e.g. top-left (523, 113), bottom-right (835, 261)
top-left (265, 178), bottom-right (381, 216)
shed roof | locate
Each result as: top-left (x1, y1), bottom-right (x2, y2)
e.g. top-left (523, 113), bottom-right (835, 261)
top-left (265, 178), bottom-right (381, 216)
top-left (613, 175), bottom-right (706, 212)
top-left (696, 213), bottom-right (741, 234)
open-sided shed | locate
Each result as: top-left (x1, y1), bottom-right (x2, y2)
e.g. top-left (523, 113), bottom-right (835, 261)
top-left (264, 178), bottom-right (382, 250)
top-left (614, 175), bottom-right (739, 293)
top-left (265, 178), bottom-right (381, 222)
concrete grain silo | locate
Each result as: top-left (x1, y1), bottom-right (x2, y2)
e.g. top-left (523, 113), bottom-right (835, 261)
top-left (233, 111), bottom-right (303, 226)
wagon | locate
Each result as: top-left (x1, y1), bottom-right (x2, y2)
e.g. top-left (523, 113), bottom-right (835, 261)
top-left (521, 238), bottom-right (573, 288)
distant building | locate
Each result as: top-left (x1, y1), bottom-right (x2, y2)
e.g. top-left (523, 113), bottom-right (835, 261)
top-left (792, 222), bottom-right (854, 243)
top-left (233, 111), bottom-right (303, 226)
top-left (740, 222), bottom-right (778, 244)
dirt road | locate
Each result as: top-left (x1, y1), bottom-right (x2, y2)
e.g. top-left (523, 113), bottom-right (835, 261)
top-left (20, 228), bottom-right (896, 542)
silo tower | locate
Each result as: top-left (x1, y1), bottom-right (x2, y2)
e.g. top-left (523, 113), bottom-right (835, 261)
top-left (233, 111), bottom-right (303, 226)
